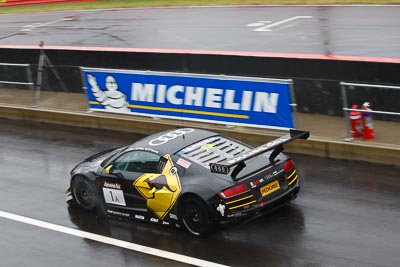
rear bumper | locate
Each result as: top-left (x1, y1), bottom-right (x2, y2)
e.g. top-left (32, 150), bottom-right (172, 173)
top-left (214, 179), bottom-right (300, 222)
top-left (251, 183), bottom-right (299, 218)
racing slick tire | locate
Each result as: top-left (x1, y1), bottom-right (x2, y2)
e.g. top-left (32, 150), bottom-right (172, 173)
top-left (71, 175), bottom-right (104, 213)
top-left (181, 196), bottom-right (213, 237)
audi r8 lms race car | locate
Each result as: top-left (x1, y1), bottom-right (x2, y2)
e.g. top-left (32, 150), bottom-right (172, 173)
top-left (66, 128), bottom-right (309, 236)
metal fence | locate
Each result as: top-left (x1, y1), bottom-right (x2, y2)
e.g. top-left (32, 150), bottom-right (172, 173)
top-left (0, 63), bottom-right (36, 106)
top-left (341, 82), bottom-right (400, 141)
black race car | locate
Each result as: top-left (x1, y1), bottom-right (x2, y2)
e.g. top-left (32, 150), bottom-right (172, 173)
top-left (66, 128), bottom-right (309, 236)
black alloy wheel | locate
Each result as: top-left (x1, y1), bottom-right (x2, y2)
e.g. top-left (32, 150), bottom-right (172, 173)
top-left (72, 176), bottom-right (97, 211)
top-left (181, 197), bottom-right (213, 237)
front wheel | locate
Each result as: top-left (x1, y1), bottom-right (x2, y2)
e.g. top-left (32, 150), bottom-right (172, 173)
top-left (71, 176), bottom-right (99, 211)
top-left (181, 197), bottom-right (213, 237)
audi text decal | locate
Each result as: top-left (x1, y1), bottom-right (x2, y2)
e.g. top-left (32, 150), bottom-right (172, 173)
top-left (149, 128), bottom-right (194, 146)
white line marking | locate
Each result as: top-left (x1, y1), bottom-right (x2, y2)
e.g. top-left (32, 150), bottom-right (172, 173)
top-left (0, 210), bottom-right (229, 267)
top-left (246, 21), bottom-right (271, 27)
top-left (253, 16), bottom-right (313, 32)
top-left (21, 17), bottom-right (75, 32)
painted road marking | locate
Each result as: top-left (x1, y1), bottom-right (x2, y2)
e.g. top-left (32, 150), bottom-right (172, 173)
top-left (248, 16), bottom-right (313, 32)
top-left (246, 21), bottom-right (272, 27)
top-left (21, 16), bottom-right (76, 32)
top-left (0, 210), bottom-right (229, 267)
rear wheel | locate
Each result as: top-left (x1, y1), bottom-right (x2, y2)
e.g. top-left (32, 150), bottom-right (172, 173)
top-left (71, 176), bottom-right (99, 211)
top-left (181, 196), bottom-right (213, 237)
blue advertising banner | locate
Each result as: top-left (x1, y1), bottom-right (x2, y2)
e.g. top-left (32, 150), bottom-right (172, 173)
top-left (81, 68), bottom-right (294, 129)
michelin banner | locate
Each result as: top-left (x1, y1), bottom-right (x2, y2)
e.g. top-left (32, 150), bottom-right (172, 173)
top-left (81, 68), bottom-right (294, 129)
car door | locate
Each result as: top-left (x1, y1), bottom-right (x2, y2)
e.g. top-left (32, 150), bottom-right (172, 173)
top-left (99, 150), bottom-right (163, 212)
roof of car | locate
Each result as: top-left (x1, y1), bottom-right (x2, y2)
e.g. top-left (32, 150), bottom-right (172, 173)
top-left (131, 128), bottom-right (218, 155)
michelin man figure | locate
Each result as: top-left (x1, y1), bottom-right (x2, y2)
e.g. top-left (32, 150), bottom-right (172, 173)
top-left (87, 74), bottom-right (129, 113)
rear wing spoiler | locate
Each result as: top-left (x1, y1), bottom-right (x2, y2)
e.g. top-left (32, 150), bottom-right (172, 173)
top-left (209, 129), bottom-right (309, 177)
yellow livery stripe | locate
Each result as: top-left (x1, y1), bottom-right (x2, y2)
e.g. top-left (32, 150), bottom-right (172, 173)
top-left (128, 104), bottom-right (249, 119)
top-left (225, 195), bottom-right (254, 205)
top-left (288, 175), bottom-right (299, 186)
top-left (287, 169), bottom-right (296, 179)
top-left (228, 200), bottom-right (257, 210)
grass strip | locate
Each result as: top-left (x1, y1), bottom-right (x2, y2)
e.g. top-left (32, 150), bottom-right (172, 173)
top-left (1, 0), bottom-right (399, 14)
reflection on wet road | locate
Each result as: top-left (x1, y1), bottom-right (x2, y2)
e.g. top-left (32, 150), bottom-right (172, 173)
top-left (0, 118), bottom-right (399, 266)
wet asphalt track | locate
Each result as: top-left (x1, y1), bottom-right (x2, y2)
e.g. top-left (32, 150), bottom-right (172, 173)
top-left (0, 118), bottom-right (399, 266)
top-left (0, 6), bottom-right (400, 57)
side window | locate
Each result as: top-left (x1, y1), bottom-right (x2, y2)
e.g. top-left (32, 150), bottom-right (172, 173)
top-left (113, 151), bottom-right (161, 173)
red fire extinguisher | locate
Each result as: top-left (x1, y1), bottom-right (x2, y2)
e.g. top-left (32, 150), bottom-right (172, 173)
top-left (361, 102), bottom-right (374, 140)
top-left (349, 104), bottom-right (363, 138)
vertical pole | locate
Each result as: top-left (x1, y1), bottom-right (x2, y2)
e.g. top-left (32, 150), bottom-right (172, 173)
top-left (45, 55), bottom-right (68, 92)
top-left (289, 80), bottom-right (299, 129)
top-left (341, 82), bottom-right (352, 141)
top-left (35, 41), bottom-right (46, 107)
top-left (25, 64), bottom-right (36, 107)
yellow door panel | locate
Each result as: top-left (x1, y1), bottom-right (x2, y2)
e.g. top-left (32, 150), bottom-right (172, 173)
top-left (133, 154), bottom-right (182, 220)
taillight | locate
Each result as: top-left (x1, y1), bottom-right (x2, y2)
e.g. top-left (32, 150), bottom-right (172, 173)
top-left (219, 184), bottom-right (251, 199)
top-left (284, 159), bottom-right (294, 172)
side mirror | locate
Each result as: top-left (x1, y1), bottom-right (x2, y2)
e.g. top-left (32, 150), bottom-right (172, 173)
top-left (105, 164), bottom-right (124, 179)
top-left (105, 165), bottom-right (115, 174)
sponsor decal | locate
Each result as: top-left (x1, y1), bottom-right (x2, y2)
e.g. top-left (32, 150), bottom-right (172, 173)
top-left (177, 158), bottom-right (192, 169)
top-left (135, 214), bottom-right (145, 220)
top-left (210, 163), bottom-right (230, 174)
top-left (133, 154), bottom-right (182, 220)
top-left (227, 136), bottom-right (290, 165)
top-left (250, 178), bottom-right (265, 188)
top-left (260, 180), bottom-right (280, 197)
top-left (130, 147), bottom-right (159, 154)
top-left (130, 82), bottom-right (279, 113)
top-left (227, 212), bottom-right (245, 218)
top-left (169, 166), bottom-right (178, 176)
top-left (83, 69), bottom-right (294, 129)
top-left (264, 170), bottom-right (283, 181)
top-left (149, 128), bottom-right (194, 146)
top-left (169, 213), bottom-right (178, 220)
top-left (177, 136), bottom-right (220, 155)
top-left (107, 209), bottom-right (130, 217)
top-left (216, 203), bottom-right (226, 216)
top-left (103, 187), bottom-right (126, 206)
top-left (87, 74), bottom-right (129, 113)
top-left (104, 181), bottom-right (122, 190)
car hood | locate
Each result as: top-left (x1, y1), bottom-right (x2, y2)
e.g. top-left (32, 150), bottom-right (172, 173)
top-left (70, 146), bottom-right (126, 176)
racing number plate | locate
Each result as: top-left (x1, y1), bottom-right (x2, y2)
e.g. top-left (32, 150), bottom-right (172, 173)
top-left (260, 180), bottom-right (280, 197)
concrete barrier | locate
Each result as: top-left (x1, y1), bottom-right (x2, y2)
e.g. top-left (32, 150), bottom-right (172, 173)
top-left (1, 104), bottom-right (398, 166)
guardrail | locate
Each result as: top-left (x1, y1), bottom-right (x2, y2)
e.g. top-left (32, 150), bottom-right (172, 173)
top-left (341, 82), bottom-right (400, 141)
top-left (0, 63), bottom-right (36, 106)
